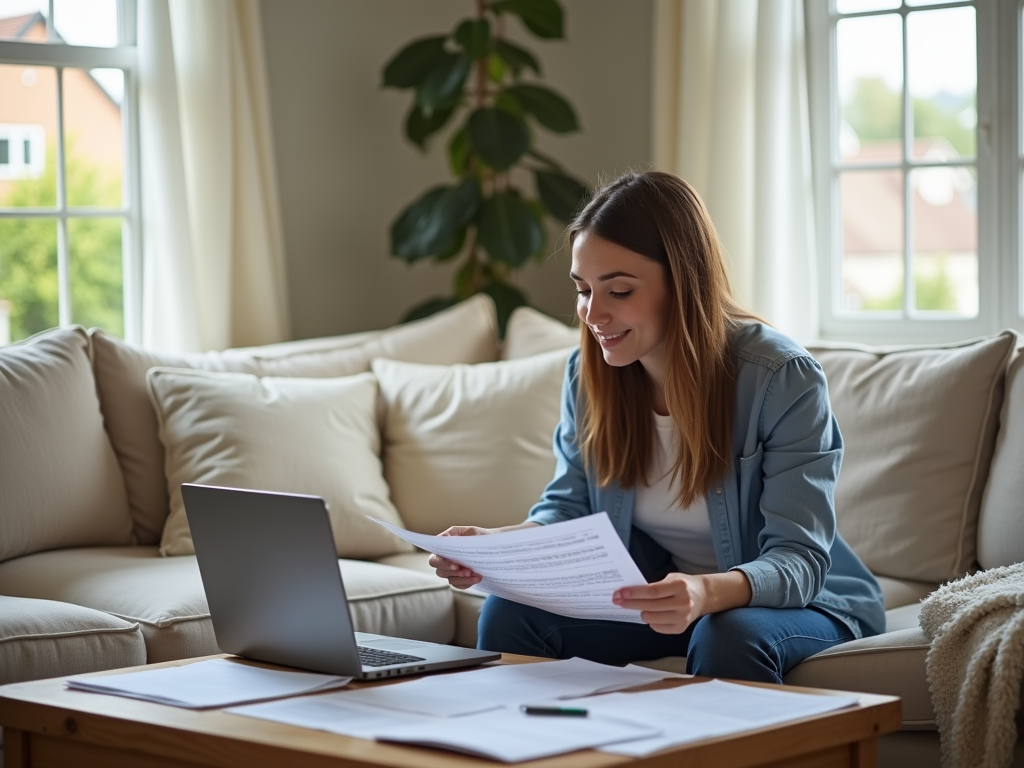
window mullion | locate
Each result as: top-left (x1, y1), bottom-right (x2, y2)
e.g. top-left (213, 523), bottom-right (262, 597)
top-left (55, 66), bottom-right (71, 328)
top-left (901, 7), bottom-right (914, 319)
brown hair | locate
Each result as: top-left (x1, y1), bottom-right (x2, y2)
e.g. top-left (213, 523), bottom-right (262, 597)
top-left (569, 171), bottom-right (757, 507)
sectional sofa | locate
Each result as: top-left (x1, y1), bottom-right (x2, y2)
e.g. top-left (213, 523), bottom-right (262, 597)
top-left (1, 293), bottom-right (1021, 767)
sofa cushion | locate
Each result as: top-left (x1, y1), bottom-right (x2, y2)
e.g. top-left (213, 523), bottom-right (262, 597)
top-left (90, 295), bottom-right (499, 547)
top-left (502, 306), bottom-right (578, 360)
top-left (783, 627), bottom-right (935, 728)
top-left (978, 346), bottom-right (1024, 569)
top-left (0, 327), bottom-right (134, 564)
top-left (373, 348), bottom-right (572, 535)
top-left (148, 369), bottom-right (411, 559)
top-left (875, 576), bottom-right (938, 611)
top-left (0, 595), bottom-right (146, 685)
top-left (0, 547), bottom-right (455, 663)
top-left (807, 331), bottom-right (1017, 583)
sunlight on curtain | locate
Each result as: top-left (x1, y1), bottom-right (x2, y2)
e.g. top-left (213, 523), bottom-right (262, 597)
top-left (138, 0), bottom-right (289, 353)
top-left (652, 0), bottom-right (818, 341)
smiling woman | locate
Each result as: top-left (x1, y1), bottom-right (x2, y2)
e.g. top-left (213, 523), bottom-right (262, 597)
top-left (430, 170), bottom-right (887, 684)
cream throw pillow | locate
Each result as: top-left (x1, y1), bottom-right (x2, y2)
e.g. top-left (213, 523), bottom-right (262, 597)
top-left (807, 331), bottom-right (1017, 583)
top-left (148, 369), bottom-right (412, 559)
top-left (373, 349), bottom-right (572, 535)
top-left (502, 306), bottom-right (579, 360)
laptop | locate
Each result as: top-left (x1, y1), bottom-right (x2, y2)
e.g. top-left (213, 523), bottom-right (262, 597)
top-left (181, 483), bottom-right (500, 680)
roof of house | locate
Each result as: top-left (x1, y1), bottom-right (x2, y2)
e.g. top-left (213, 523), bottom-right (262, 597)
top-left (0, 12), bottom-right (44, 40)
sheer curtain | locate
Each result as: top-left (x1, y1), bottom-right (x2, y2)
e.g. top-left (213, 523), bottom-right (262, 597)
top-left (652, 0), bottom-right (818, 341)
top-left (138, 0), bottom-right (290, 353)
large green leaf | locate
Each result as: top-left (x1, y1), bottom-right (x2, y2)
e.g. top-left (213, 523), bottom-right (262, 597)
top-left (526, 146), bottom-right (565, 171)
top-left (416, 52), bottom-right (471, 117)
top-left (448, 127), bottom-right (470, 175)
top-left (383, 36), bottom-right (449, 88)
top-left (405, 101), bottom-right (457, 150)
top-left (477, 191), bottom-right (543, 267)
top-left (466, 108), bottom-right (529, 171)
top-left (491, 0), bottom-right (564, 39)
top-left (391, 179), bottom-right (481, 261)
top-left (454, 18), bottom-right (491, 60)
top-left (494, 39), bottom-right (541, 78)
top-left (504, 84), bottom-right (578, 133)
top-left (481, 281), bottom-right (529, 338)
top-left (534, 169), bottom-right (588, 222)
top-left (401, 296), bottom-right (460, 323)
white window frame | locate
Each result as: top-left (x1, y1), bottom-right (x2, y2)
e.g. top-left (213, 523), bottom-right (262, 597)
top-left (0, 0), bottom-right (142, 343)
top-left (807, 0), bottom-right (1022, 344)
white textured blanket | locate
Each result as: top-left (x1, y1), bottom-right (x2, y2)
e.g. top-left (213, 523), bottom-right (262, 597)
top-left (919, 562), bottom-right (1024, 768)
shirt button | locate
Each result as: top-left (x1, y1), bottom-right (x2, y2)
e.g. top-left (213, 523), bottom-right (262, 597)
top-left (715, 487), bottom-right (723, 494)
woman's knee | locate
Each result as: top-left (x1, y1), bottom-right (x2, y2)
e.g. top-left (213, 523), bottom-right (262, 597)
top-left (686, 609), bottom-right (778, 682)
top-left (477, 596), bottom-right (552, 656)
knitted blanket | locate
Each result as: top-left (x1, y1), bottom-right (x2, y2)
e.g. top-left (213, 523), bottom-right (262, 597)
top-left (919, 562), bottom-right (1024, 768)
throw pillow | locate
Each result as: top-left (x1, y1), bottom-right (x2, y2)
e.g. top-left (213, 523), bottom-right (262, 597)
top-left (807, 331), bottom-right (1017, 583)
top-left (90, 294), bottom-right (499, 545)
top-left (502, 306), bottom-right (579, 360)
top-left (373, 349), bottom-right (572, 535)
top-left (0, 327), bottom-right (133, 563)
top-left (148, 368), bottom-right (412, 559)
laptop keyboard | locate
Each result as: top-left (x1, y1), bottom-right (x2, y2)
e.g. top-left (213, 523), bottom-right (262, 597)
top-left (357, 646), bottom-right (427, 667)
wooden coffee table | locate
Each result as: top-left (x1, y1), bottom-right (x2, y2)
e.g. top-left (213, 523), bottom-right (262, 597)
top-left (0, 654), bottom-right (900, 768)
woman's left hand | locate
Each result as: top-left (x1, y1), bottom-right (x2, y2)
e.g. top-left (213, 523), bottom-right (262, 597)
top-left (612, 573), bottom-right (708, 634)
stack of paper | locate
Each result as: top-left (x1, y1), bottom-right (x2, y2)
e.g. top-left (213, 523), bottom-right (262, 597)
top-left (65, 658), bottom-right (352, 708)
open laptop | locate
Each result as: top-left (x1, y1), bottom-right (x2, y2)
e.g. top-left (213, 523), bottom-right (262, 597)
top-left (181, 483), bottom-right (500, 680)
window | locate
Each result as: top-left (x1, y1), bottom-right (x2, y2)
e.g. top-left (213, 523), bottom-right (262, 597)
top-left (0, 0), bottom-right (139, 345)
top-left (807, 0), bottom-right (1022, 342)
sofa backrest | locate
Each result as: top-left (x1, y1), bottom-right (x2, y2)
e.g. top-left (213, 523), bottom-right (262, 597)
top-left (0, 327), bottom-right (134, 563)
top-left (978, 345), bottom-right (1024, 569)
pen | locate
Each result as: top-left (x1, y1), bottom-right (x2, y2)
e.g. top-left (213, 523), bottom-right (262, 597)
top-left (520, 705), bottom-right (589, 717)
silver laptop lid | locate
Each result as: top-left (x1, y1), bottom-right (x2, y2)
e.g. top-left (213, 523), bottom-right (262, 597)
top-left (182, 483), bottom-right (363, 677)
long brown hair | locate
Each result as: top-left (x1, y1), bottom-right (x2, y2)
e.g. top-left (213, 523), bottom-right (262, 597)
top-left (570, 171), bottom-right (757, 507)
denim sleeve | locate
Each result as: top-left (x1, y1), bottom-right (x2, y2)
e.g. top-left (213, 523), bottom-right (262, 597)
top-left (526, 350), bottom-right (594, 526)
top-left (732, 355), bottom-right (842, 608)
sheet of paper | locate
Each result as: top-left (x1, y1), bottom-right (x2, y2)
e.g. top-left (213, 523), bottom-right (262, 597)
top-left (324, 657), bottom-right (685, 717)
top-left (374, 706), bottom-right (661, 763)
top-left (369, 512), bottom-right (648, 623)
top-left (228, 695), bottom-right (433, 740)
top-left (65, 658), bottom-right (352, 709)
top-left (568, 679), bottom-right (860, 757)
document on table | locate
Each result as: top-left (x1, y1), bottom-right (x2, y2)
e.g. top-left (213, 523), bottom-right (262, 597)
top-left (572, 679), bottom-right (860, 757)
top-left (65, 658), bottom-right (352, 709)
top-left (229, 699), bottom-right (660, 763)
top-left (369, 512), bottom-right (647, 622)
top-left (322, 656), bottom-right (686, 717)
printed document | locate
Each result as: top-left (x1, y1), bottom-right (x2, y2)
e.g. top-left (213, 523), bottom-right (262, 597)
top-left (65, 658), bottom-right (351, 709)
top-left (369, 512), bottom-right (647, 622)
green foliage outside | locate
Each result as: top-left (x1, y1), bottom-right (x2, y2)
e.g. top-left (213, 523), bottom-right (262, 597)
top-left (382, 0), bottom-right (588, 335)
top-left (859, 254), bottom-right (959, 312)
top-left (0, 142), bottom-right (123, 342)
top-left (844, 76), bottom-right (975, 157)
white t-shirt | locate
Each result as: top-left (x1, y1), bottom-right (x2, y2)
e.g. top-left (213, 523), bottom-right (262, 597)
top-left (632, 412), bottom-right (719, 575)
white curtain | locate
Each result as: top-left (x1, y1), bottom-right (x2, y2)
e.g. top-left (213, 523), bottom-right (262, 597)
top-left (138, 0), bottom-right (290, 353)
top-left (651, 0), bottom-right (818, 341)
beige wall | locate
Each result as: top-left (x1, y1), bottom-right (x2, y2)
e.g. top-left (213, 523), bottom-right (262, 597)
top-left (260, 0), bottom-right (653, 339)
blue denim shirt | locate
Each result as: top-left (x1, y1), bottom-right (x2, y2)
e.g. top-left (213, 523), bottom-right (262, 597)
top-left (526, 322), bottom-right (886, 639)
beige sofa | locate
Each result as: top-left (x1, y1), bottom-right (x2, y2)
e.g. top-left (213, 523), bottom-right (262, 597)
top-left (0, 293), bottom-right (1021, 768)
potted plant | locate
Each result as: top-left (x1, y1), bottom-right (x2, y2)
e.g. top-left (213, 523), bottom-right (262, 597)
top-left (382, 0), bottom-right (589, 334)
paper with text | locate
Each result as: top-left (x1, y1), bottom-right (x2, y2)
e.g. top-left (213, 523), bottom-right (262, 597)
top-left (369, 512), bottom-right (647, 622)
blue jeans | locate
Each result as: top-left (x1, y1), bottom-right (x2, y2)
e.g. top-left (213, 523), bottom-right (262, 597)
top-left (477, 596), bottom-right (856, 684)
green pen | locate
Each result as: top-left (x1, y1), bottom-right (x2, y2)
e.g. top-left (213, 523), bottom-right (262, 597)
top-left (520, 705), bottom-right (589, 717)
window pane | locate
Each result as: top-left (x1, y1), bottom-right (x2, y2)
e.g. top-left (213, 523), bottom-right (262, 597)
top-left (911, 167), bottom-right (977, 315)
top-left (64, 68), bottom-right (123, 207)
top-left (840, 170), bottom-right (904, 312)
top-left (906, 0), bottom-right (962, 6)
top-left (907, 8), bottom-right (976, 160)
top-left (836, 0), bottom-right (900, 13)
top-left (69, 216), bottom-right (122, 335)
top-left (0, 216), bottom-right (58, 342)
top-left (0, 1), bottom-right (47, 43)
top-left (0, 64), bottom-right (57, 207)
top-left (53, 0), bottom-right (117, 47)
top-left (837, 14), bottom-right (903, 164)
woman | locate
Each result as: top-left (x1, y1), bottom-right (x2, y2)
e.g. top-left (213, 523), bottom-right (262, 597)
top-left (430, 171), bottom-right (884, 683)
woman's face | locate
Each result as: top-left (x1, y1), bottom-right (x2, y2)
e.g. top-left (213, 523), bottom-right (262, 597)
top-left (571, 231), bottom-right (670, 379)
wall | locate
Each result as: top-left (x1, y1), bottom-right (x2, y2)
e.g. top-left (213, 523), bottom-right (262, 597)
top-left (260, 0), bottom-right (653, 338)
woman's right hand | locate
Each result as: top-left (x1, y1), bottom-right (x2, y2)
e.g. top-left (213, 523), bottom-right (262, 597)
top-left (429, 525), bottom-right (492, 589)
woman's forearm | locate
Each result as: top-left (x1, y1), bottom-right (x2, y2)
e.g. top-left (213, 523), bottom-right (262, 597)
top-left (698, 570), bottom-right (752, 615)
